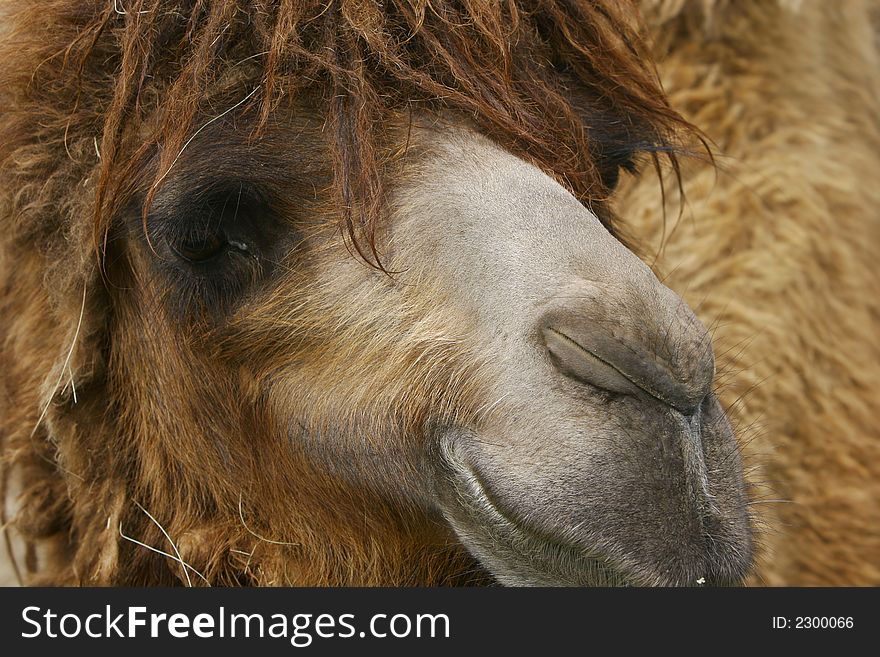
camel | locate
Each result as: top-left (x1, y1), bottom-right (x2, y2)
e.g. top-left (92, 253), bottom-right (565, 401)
top-left (0, 0), bottom-right (873, 586)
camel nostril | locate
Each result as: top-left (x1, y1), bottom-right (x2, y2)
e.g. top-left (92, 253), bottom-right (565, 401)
top-left (543, 327), bottom-right (643, 398)
top-left (542, 324), bottom-right (711, 415)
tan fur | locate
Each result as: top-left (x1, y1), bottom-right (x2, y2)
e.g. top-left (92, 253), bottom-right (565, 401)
top-left (3, 0), bottom-right (700, 586)
top-left (2, 0), bottom-right (877, 586)
top-left (621, 0), bottom-right (880, 584)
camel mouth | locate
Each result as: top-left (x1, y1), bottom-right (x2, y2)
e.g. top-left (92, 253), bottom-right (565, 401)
top-left (437, 436), bottom-right (638, 587)
top-left (436, 425), bottom-right (751, 587)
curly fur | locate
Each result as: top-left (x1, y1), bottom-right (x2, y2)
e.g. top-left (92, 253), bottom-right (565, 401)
top-left (1, 0), bottom-right (877, 586)
top-left (0, 0), bottom-right (691, 585)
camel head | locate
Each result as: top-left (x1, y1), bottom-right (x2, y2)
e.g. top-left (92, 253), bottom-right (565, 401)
top-left (0, 0), bottom-right (752, 585)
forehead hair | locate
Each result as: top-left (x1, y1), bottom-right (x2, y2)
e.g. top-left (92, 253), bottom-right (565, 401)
top-left (3, 0), bottom-right (696, 266)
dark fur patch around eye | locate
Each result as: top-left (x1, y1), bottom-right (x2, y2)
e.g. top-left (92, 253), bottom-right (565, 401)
top-left (140, 181), bottom-right (291, 319)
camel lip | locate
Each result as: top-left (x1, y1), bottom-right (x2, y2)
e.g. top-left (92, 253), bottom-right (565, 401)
top-left (437, 430), bottom-right (749, 587)
top-left (437, 436), bottom-right (638, 587)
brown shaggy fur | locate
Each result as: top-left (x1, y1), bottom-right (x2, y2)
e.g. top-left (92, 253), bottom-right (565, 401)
top-left (1, 0), bottom-right (877, 587)
top-left (621, 0), bottom-right (880, 584)
top-left (0, 0), bottom-right (698, 585)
